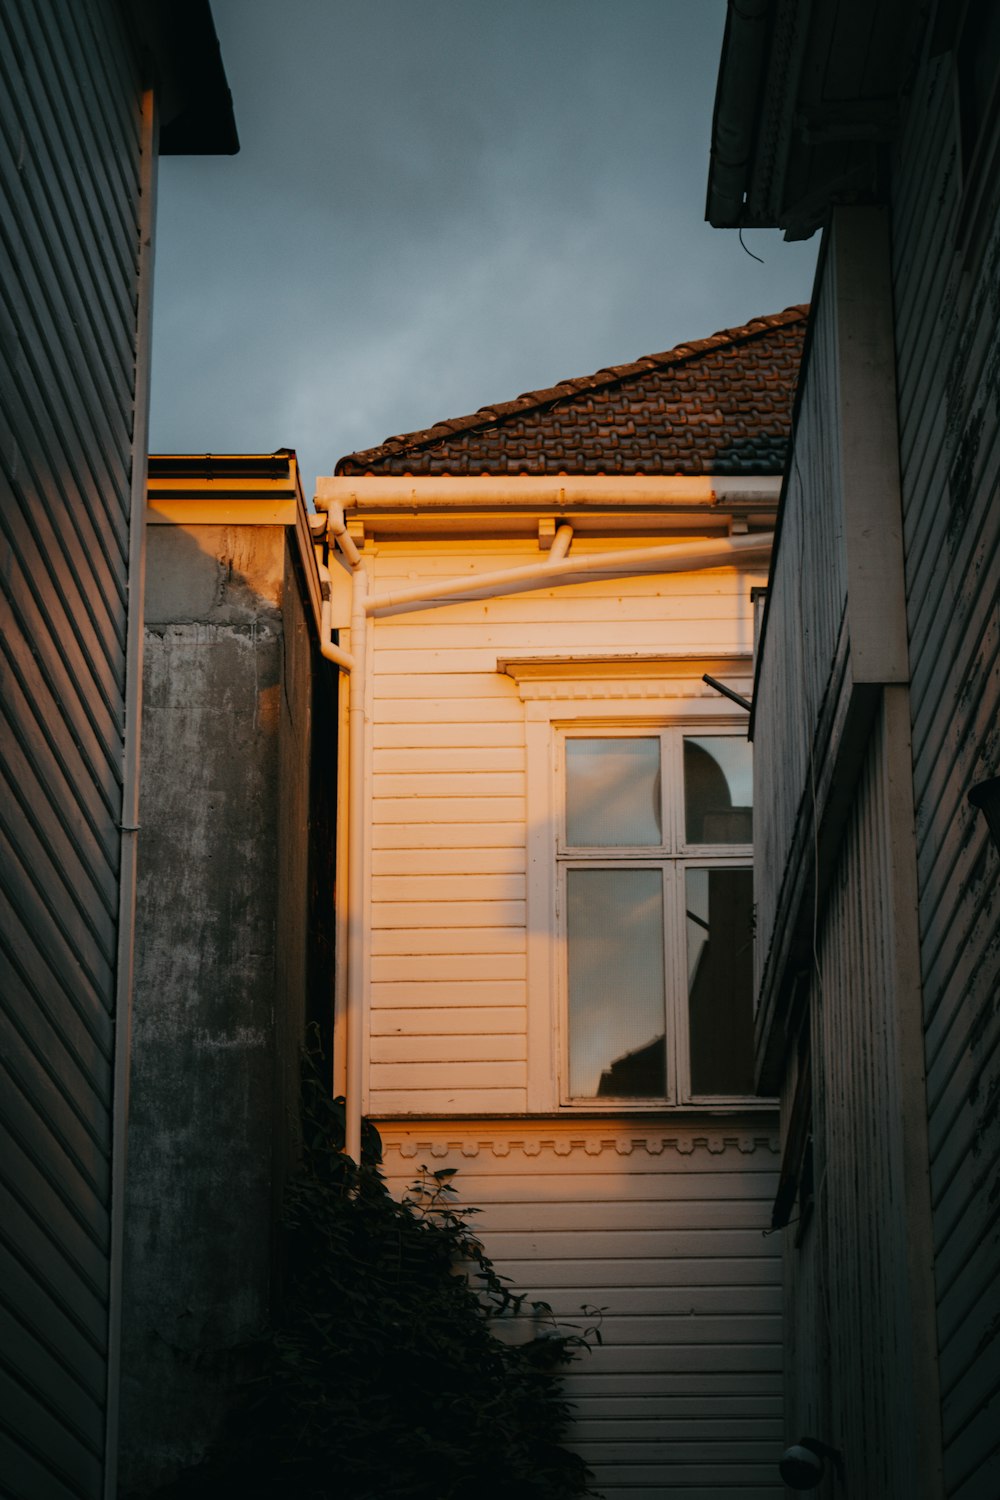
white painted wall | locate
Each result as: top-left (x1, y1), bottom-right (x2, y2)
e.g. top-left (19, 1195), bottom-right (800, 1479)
top-left (380, 1120), bottom-right (782, 1500)
top-left (363, 534), bottom-right (766, 1117)
top-left (343, 521), bottom-right (783, 1495)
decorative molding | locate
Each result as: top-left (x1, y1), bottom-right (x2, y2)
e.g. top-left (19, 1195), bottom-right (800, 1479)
top-left (387, 1130), bottom-right (779, 1161)
top-left (499, 653), bottom-right (753, 703)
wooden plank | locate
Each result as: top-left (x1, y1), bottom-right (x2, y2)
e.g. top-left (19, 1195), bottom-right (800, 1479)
top-left (371, 1060), bottom-right (525, 1090)
top-left (372, 581), bottom-right (753, 619)
top-left (561, 1369), bottom-right (783, 1395)
top-left (375, 720), bottom-right (525, 749)
top-left (0, 1248), bottom-right (106, 1398)
top-left (1, 502), bottom-right (126, 741)
top-left (382, 1170), bottom-right (777, 1204)
top-left (371, 930), bottom-right (527, 954)
top-left (0, 1299), bottom-right (108, 1449)
top-left (374, 771), bottom-right (523, 798)
top-left (0, 365), bottom-right (128, 622)
top-left (1, 797), bottom-right (116, 992)
top-left (0, 1393), bottom-right (101, 1500)
top-left (372, 796), bottom-right (523, 824)
top-left (374, 631), bottom-right (754, 676)
top-left (372, 821), bottom-right (524, 850)
top-left (0, 1014), bottom-right (110, 1196)
top-left (371, 1088), bottom-right (526, 1113)
top-left (0, 892), bottom-right (114, 1069)
top-left (0, 599), bottom-right (123, 828)
top-left (374, 616), bottom-right (756, 651)
top-left (0, 113), bottom-right (133, 469)
top-left (374, 678), bottom-right (513, 704)
top-left (464, 1200), bottom-right (774, 1234)
top-left (1, 763), bottom-right (117, 959)
top-left (371, 953), bottom-right (525, 980)
top-left (371, 846), bottom-right (526, 876)
top-left (372, 900), bottom-right (525, 930)
top-left (372, 986), bottom-right (525, 1013)
top-left (4, 0), bottom-right (137, 338)
top-left (370, 1034), bottom-right (527, 1064)
top-left (474, 1227), bottom-right (780, 1259)
top-left (0, 727), bottom-right (118, 919)
top-left (373, 746), bottom-right (525, 773)
top-left (372, 874), bottom-right (525, 903)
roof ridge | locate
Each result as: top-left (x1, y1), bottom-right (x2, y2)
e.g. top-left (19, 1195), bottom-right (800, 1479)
top-left (335, 305), bottom-right (809, 472)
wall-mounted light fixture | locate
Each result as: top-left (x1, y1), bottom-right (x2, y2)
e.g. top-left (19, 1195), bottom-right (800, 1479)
top-left (969, 777), bottom-right (1000, 854)
top-left (779, 1436), bottom-right (843, 1490)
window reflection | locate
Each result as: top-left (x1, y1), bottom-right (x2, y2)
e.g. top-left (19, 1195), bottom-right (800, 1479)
top-left (683, 736), bottom-right (753, 843)
top-left (686, 867), bottom-right (754, 1094)
top-left (566, 738), bottom-right (661, 847)
top-left (566, 868), bottom-right (666, 1097)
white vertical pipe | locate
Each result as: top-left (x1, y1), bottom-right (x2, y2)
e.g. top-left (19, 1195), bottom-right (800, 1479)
top-left (344, 563), bottom-right (368, 1165)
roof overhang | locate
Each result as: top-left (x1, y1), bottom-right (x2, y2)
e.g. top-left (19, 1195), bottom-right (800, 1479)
top-left (706, 0), bottom-right (926, 239)
top-left (317, 473), bottom-right (782, 542)
top-left (130, 0), bottom-right (239, 154)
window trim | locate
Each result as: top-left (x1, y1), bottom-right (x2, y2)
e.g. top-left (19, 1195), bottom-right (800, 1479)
top-left (503, 652), bottom-right (766, 1113)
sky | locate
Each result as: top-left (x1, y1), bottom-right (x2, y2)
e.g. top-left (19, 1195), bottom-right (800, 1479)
top-left (149, 0), bottom-right (818, 493)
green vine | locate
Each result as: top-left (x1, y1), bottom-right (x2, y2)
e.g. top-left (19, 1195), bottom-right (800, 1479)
top-left (160, 1043), bottom-right (603, 1499)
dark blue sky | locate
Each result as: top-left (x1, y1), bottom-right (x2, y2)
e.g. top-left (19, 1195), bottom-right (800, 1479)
top-left (149, 0), bottom-right (817, 491)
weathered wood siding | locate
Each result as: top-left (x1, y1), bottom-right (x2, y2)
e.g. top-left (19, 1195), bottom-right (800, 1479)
top-left (381, 1122), bottom-right (782, 1500)
top-left (0, 0), bottom-right (143, 1492)
top-left (890, 40), bottom-right (1000, 1499)
top-left (366, 536), bottom-right (764, 1115)
top-left (751, 264), bottom-right (846, 1005)
top-left (784, 694), bottom-right (933, 1496)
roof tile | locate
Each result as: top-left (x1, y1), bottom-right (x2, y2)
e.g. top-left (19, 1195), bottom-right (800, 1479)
top-left (335, 306), bottom-right (808, 477)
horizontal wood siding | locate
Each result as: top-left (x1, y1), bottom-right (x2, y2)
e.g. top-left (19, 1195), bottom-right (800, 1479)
top-left (380, 1125), bottom-right (783, 1500)
top-left (752, 273), bottom-right (846, 1001)
top-left (891, 42), bottom-right (1000, 1500)
top-left (0, 0), bottom-right (142, 1492)
top-left (787, 701), bottom-right (929, 1495)
top-left (366, 539), bottom-right (764, 1116)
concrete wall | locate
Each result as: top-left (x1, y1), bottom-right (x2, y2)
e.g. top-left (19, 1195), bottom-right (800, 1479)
top-left (119, 521), bottom-right (312, 1492)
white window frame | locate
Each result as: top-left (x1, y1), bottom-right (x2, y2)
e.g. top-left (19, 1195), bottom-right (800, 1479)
top-left (501, 653), bottom-right (764, 1113)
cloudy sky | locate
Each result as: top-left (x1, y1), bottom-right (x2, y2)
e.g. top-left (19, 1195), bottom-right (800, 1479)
top-left (149, 0), bottom-right (818, 491)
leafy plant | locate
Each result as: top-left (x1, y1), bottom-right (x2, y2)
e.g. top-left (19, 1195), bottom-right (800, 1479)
top-left (160, 1041), bottom-right (602, 1499)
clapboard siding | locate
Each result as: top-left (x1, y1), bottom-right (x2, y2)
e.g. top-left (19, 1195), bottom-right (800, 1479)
top-left (751, 269), bottom-right (845, 1000)
top-left (0, 0), bottom-right (144, 1492)
top-left (890, 29), bottom-right (1000, 1494)
top-left (367, 535), bottom-right (764, 1115)
top-left (790, 701), bottom-right (929, 1496)
top-left (380, 1129), bottom-right (782, 1499)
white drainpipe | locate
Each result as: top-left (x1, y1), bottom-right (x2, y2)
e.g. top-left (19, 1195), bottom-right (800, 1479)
top-left (313, 500), bottom-right (368, 1166)
top-left (313, 489), bottom-right (773, 1169)
top-left (368, 530), bottom-right (773, 615)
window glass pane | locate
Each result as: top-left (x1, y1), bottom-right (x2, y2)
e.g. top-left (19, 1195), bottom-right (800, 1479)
top-left (683, 736), bottom-right (753, 843)
top-left (567, 868), bottom-right (665, 1097)
top-left (686, 867), bottom-right (754, 1094)
top-left (566, 738), bottom-right (661, 846)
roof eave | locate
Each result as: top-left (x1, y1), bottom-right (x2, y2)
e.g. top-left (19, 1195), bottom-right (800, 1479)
top-left (130, 0), bottom-right (239, 155)
top-left (705, 0), bottom-right (775, 229)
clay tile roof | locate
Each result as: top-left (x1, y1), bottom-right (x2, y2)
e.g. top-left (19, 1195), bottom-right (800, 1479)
top-left (335, 305), bottom-right (808, 477)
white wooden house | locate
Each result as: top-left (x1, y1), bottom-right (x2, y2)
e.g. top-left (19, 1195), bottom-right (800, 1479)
top-left (314, 310), bottom-right (807, 1498)
top-left (707, 3), bottom-right (1000, 1497)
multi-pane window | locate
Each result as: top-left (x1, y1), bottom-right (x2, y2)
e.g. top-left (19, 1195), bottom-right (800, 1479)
top-left (558, 729), bottom-right (754, 1104)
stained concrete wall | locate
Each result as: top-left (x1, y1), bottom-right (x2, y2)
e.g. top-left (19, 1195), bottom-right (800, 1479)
top-left (119, 522), bottom-right (314, 1493)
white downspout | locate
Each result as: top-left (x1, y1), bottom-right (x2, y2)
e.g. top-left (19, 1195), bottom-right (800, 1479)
top-left (343, 564), bottom-right (367, 1166)
top-left (314, 499), bottom-right (367, 1166)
